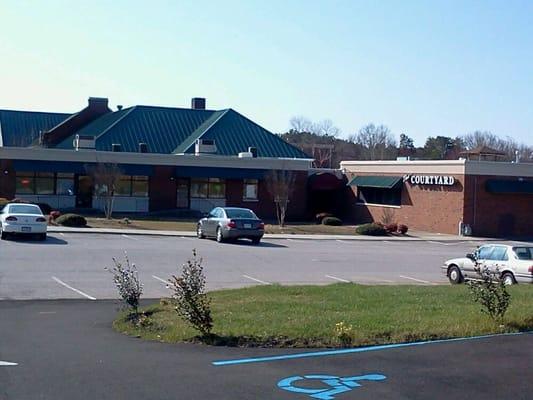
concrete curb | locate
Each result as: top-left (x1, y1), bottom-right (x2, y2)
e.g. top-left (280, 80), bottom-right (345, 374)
top-left (47, 226), bottom-right (496, 242)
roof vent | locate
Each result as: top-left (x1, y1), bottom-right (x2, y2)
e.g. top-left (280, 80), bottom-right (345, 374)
top-left (117, 105), bottom-right (123, 111)
top-left (238, 152), bottom-right (253, 158)
top-left (112, 143), bottom-right (122, 152)
top-left (248, 147), bottom-right (258, 158)
top-left (191, 97), bottom-right (206, 110)
top-left (139, 142), bottom-right (148, 153)
top-left (195, 139), bottom-right (216, 155)
top-left (73, 134), bottom-right (95, 151)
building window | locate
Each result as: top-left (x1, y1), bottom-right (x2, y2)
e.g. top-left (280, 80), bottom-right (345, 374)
top-left (56, 173), bottom-right (75, 195)
top-left (15, 172), bottom-right (35, 194)
top-left (357, 187), bottom-right (402, 206)
top-left (35, 172), bottom-right (55, 195)
top-left (131, 176), bottom-right (149, 197)
top-left (243, 179), bottom-right (258, 200)
top-left (191, 178), bottom-right (226, 199)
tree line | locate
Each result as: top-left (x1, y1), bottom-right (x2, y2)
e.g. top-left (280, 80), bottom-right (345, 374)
top-left (281, 116), bottom-right (533, 168)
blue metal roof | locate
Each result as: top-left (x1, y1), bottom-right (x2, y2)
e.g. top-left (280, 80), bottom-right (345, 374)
top-left (2, 104), bottom-right (309, 159)
top-left (0, 110), bottom-right (71, 147)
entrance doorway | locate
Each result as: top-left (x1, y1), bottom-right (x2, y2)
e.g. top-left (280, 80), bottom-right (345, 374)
top-left (176, 178), bottom-right (190, 209)
top-left (76, 175), bottom-right (93, 208)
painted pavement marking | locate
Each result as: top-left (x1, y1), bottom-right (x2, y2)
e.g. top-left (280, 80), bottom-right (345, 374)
top-left (152, 275), bottom-right (169, 286)
top-left (51, 276), bottom-right (97, 300)
top-left (278, 374), bottom-right (387, 399)
top-left (0, 361), bottom-right (18, 367)
top-left (212, 331), bottom-right (529, 366)
top-left (325, 275), bottom-right (351, 283)
top-left (121, 234), bottom-right (139, 241)
top-left (335, 240), bottom-right (351, 244)
top-left (242, 274), bottom-right (271, 285)
top-left (399, 275), bottom-right (437, 285)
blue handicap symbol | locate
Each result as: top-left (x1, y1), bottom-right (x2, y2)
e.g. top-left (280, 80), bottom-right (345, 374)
top-left (277, 374), bottom-right (386, 399)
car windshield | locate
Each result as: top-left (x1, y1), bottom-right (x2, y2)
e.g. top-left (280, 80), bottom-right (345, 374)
top-left (9, 205), bottom-right (42, 215)
top-left (225, 209), bottom-right (256, 219)
top-left (513, 247), bottom-right (533, 260)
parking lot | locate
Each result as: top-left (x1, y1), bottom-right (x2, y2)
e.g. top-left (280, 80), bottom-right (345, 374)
top-left (1, 300), bottom-right (532, 400)
top-left (2, 232), bottom-right (527, 300)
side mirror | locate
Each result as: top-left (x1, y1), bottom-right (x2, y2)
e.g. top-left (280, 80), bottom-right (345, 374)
top-left (204, 213), bottom-right (210, 218)
top-left (466, 253), bottom-right (476, 261)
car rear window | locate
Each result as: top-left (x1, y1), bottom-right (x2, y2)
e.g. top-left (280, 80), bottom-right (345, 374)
top-left (513, 247), bottom-right (533, 260)
top-left (225, 209), bottom-right (256, 219)
top-left (9, 205), bottom-right (42, 215)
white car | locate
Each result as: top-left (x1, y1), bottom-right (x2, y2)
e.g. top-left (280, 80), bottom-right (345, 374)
top-left (442, 244), bottom-right (533, 285)
top-left (0, 203), bottom-right (48, 240)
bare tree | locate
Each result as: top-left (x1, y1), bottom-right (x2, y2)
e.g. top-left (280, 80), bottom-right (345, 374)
top-left (87, 163), bottom-right (123, 219)
top-left (290, 116), bottom-right (341, 137)
top-left (350, 123), bottom-right (397, 160)
top-left (290, 116), bottom-right (314, 133)
top-left (264, 170), bottom-right (296, 227)
top-left (312, 144), bottom-right (334, 168)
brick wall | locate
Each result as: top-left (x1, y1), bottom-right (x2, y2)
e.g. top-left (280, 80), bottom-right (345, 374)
top-left (463, 175), bottom-right (533, 237)
top-left (225, 172), bottom-right (308, 221)
top-left (148, 166), bottom-right (176, 211)
top-left (346, 172), bottom-right (465, 234)
top-left (0, 159), bottom-right (15, 199)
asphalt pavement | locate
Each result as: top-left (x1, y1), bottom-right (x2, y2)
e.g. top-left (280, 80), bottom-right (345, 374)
top-left (1, 300), bottom-right (532, 400)
top-left (2, 232), bottom-right (527, 300)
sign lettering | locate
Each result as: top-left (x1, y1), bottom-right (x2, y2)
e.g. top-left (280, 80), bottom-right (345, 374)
top-left (407, 175), bottom-right (455, 186)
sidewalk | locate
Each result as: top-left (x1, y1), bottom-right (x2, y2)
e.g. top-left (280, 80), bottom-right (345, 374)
top-left (47, 226), bottom-right (499, 242)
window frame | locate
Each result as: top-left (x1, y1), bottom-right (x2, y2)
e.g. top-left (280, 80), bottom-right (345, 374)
top-left (243, 179), bottom-right (259, 201)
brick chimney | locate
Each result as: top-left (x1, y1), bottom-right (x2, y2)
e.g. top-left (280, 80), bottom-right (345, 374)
top-left (41, 97), bottom-right (112, 147)
top-left (191, 97), bottom-right (206, 110)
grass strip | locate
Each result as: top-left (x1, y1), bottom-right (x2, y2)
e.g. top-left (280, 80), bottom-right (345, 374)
top-left (113, 283), bottom-right (533, 347)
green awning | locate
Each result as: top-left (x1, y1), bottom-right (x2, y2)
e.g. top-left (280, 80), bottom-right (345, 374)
top-left (347, 175), bottom-right (403, 189)
top-left (486, 179), bottom-right (533, 194)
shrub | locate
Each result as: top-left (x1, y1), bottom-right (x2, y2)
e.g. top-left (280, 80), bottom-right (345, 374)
top-left (107, 253), bottom-right (143, 316)
top-left (322, 217), bottom-right (342, 226)
top-left (334, 321), bottom-right (354, 347)
top-left (315, 212), bottom-right (334, 224)
top-left (355, 223), bottom-right (387, 236)
top-left (380, 208), bottom-right (396, 225)
top-left (55, 213), bottom-right (87, 227)
top-left (398, 224), bottom-right (409, 234)
top-left (467, 263), bottom-right (511, 325)
top-left (384, 223), bottom-right (398, 234)
top-left (50, 211), bottom-right (61, 220)
top-left (169, 249), bottom-right (213, 337)
top-left (35, 203), bottom-right (52, 215)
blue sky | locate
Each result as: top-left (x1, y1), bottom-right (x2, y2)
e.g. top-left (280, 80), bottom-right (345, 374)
top-left (0, 0), bottom-right (531, 146)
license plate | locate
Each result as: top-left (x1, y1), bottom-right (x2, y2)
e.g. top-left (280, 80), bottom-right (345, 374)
top-left (21, 227), bottom-right (31, 232)
top-left (244, 223), bottom-right (252, 229)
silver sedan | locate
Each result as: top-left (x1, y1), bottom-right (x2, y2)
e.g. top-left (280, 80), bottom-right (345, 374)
top-left (197, 207), bottom-right (264, 244)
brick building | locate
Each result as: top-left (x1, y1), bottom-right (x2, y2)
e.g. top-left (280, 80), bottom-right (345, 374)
top-left (341, 160), bottom-right (533, 238)
top-left (0, 97), bottom-right (312, 219)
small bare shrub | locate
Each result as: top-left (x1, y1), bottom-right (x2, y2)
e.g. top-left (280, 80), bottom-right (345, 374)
top-left (169, 250), bottom-right (213, 336)
top-left (107, 253), bottom-right (143, 316)
top-left (380, 208), bottom-right (396, 225)
top-left (467, 262), bottom-right (511, 325)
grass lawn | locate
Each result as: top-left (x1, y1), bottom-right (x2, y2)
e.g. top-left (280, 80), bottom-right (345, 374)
top-left (114, 283), bottom-right (533, 348)
top-left (84, 217), bottom-right (359, 235)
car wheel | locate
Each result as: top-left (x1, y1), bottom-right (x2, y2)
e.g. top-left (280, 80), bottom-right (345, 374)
top-left (501, 272), bottom-right (516, 285)
top-left (216, 227), bottom-right (224, 243)
top-left (252, 237), bottom-right (261, 245)
top-left (38, 233), bottom-right (47, 241)
top-left (197, 224), bottom-right (205, 239)
top-left (0, 229), bottom-right (7, 240)
top-left (448, 265), bottom-right (463, 284)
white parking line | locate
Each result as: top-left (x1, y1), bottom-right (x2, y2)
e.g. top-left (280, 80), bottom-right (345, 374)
top-left (399, 275), bottom-right (436, 285)
top-left (51, 277), bottom-right (96, 300)
top-left (121, 234), bottom-right (139, 241)
top-left (352, 276), bottom-right (394, 284)
top-left (0, 361), bottom-right (18, 367)
top-left (426, 240), bottom-right (459, 246)
top-left (336, 240), bottom-right (351, 244)
top-left (59, 233), bottom-right (65, 237)
top-left (152, 275), bottom-right (169, 285)
top-left (325, 274), bottom-right (351, 283)
top-left (242, 274), bottom-right (271, 285)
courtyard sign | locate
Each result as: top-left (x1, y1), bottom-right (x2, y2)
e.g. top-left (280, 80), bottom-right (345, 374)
top-left (407, 175), bottom-right (455, 186)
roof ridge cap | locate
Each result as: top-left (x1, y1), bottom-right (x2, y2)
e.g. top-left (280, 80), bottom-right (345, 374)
top-left (173, 109), bottom-right (229, 154)
top-left (93, 106), bottom-right (137, 140)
